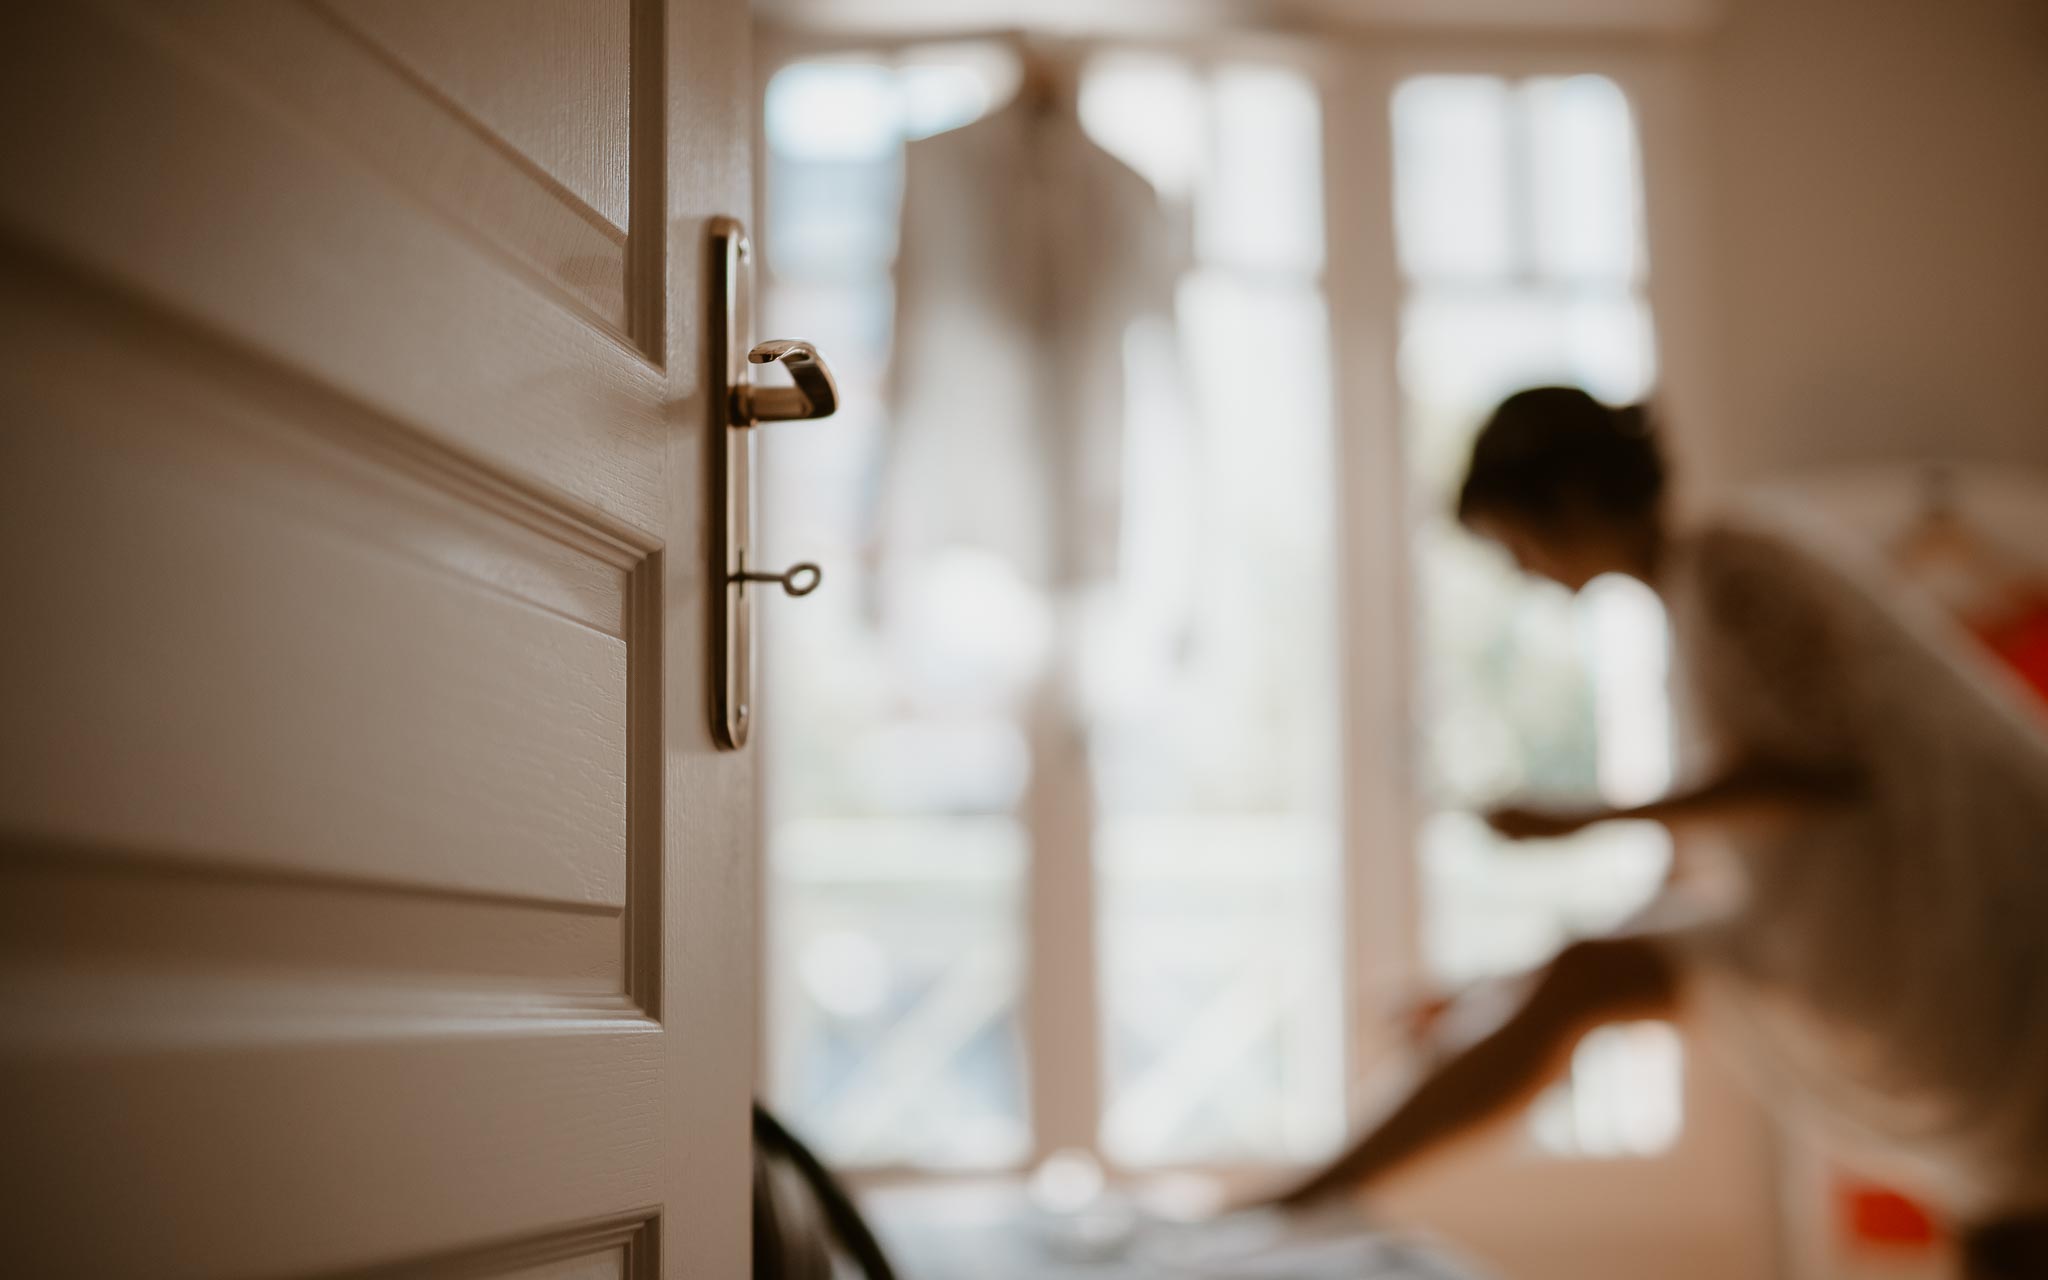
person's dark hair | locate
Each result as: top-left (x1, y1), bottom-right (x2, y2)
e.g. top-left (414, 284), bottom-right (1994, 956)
top-left (1455, 386), bottom-right (1665, 530)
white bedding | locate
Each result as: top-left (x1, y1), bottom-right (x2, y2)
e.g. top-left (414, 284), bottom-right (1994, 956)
top-left (867, 1185), bottom-right (1488, 1280)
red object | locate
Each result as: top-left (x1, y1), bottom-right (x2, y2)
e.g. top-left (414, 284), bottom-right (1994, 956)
top-left (1840, 1178), bottom-right (1939, 1249)
top-left (1974, 599), bottom-right (2048, 705)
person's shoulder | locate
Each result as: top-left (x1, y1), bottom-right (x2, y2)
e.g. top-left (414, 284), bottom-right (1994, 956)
top-left (1671, 512), bottom-right (1853, 657)
top-left (1681, 511), bottom-right (1844, 597)
top-left (1671, 518), bottom-right (1788, 600)
top-left (1686, 513), bottom-right (1799, 567)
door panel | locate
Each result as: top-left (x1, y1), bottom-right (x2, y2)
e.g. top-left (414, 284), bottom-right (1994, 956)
top-left (317, 0), bottom-right (636, 231)
top-left (0, 1), bottom-right (668, 524)
top-left (171, 0), bottom-right (652, 345)
top-left (0, 1), bottom-right (752, 1274)
top-left (2, 302), bottom-right (645, 907)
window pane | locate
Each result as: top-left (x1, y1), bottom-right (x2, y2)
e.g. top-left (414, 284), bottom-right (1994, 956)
top-left (763, 55), bottom-right (1036, 1170)
top-left (1199, 65), bottom-right (1325, 275)
top-left (1526, 75), bottom-right (1646, 285)
top-left (766, 61), bottom-right (902, 162)
top-left (771, 819), bottom-right (1031, 1167)
top-left (1088, 277), bottom-right (1338, 815)
top-left (764, 64), bottom-right (905, 281)
top-left (1092, 274), bottom-right (1345, 1164)
top-left (1418, 561), bottom-right (1674, 986)
top-left (1391, 76), bottom-right (1515, 280)
top-left (1078, 54), bottom-right (1207, 200)
top-left (1097, 818), bottom-right (1342, 1162)
top-left (1400, 289), bottom-right (1658, 458)
top-left (1532, 1021), bottom-right (1686, 1157)
top-left (899, 57), bottom-right (999, 140)
top-left (1392, 73), bottom-right (1679, 1156)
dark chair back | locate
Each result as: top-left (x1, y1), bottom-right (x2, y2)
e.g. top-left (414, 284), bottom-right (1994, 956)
top-left (753, 1104), bottom-right (898, 1280)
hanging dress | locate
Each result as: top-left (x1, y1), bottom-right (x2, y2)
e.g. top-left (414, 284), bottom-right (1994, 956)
top-left (882, 93), bottom-right (1177, 593)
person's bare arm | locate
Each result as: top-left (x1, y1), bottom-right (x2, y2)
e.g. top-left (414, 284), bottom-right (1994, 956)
top-left (1485, 759), bottom-right (1862, 843)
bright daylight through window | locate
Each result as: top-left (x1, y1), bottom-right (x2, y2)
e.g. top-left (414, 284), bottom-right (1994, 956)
top-left (756, 54), bottom-right (1682, 1175)
top-left (759, 48), bottom-right (1345, 1171)
top-left (1392, 72), bottom-right (1683, 1158)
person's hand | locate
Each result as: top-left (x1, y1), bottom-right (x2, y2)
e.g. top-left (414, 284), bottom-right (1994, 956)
top-left (1393, 990), bottom-right (1456, 1048)
top-left (1483, 803), bottom-right (1603, 842)
top-left (1220, 1176), bottom-right (1328, 1218)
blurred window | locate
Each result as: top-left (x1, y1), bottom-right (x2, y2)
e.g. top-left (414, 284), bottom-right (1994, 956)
top-left (1391, 73), bottom-right (1682, 1157)
top-left (759, 54), bottom-right (1678, 1177)
top-left (760, 51), bottom-right (1345, 1171)
top-left (1084, 58), bottom-right (1345, 1167)
top-left (761, 55), bottom-right (1034, 1170)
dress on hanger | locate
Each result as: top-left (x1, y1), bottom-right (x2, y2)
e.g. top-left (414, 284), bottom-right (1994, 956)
top-left (881, 91), bottom-right (1177, 593)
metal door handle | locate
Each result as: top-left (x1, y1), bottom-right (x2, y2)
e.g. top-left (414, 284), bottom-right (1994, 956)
top-left (708, 217), bottom-right (837, 750)
top-left (743, 340), bottom-right (838, 422)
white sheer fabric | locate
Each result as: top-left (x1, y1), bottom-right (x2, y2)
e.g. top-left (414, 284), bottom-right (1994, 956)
top-left (884, 90), bottom-right (1176, 592)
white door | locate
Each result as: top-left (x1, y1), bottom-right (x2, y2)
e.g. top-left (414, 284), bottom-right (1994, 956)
top-left (0, 2), bottom-right (757, 1274)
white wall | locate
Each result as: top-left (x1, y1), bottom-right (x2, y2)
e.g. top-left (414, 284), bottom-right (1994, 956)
top-left (1690, 0), bottom-right (2048, 488)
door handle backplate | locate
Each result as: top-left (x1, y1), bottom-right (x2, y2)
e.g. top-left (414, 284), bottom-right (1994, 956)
top-left (708, 216), bottom-right (836, 751)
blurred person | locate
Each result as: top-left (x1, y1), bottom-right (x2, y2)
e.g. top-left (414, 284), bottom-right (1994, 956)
top-left (1250, 387), bottom-right (2048, 1278)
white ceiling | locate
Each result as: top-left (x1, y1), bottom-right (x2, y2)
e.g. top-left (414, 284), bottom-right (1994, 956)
top-left (755, 0), bottom-right (1725, 39)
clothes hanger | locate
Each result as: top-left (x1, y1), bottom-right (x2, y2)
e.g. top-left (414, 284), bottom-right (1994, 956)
top-left (1007, 32), bottom-right (1080, 117)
